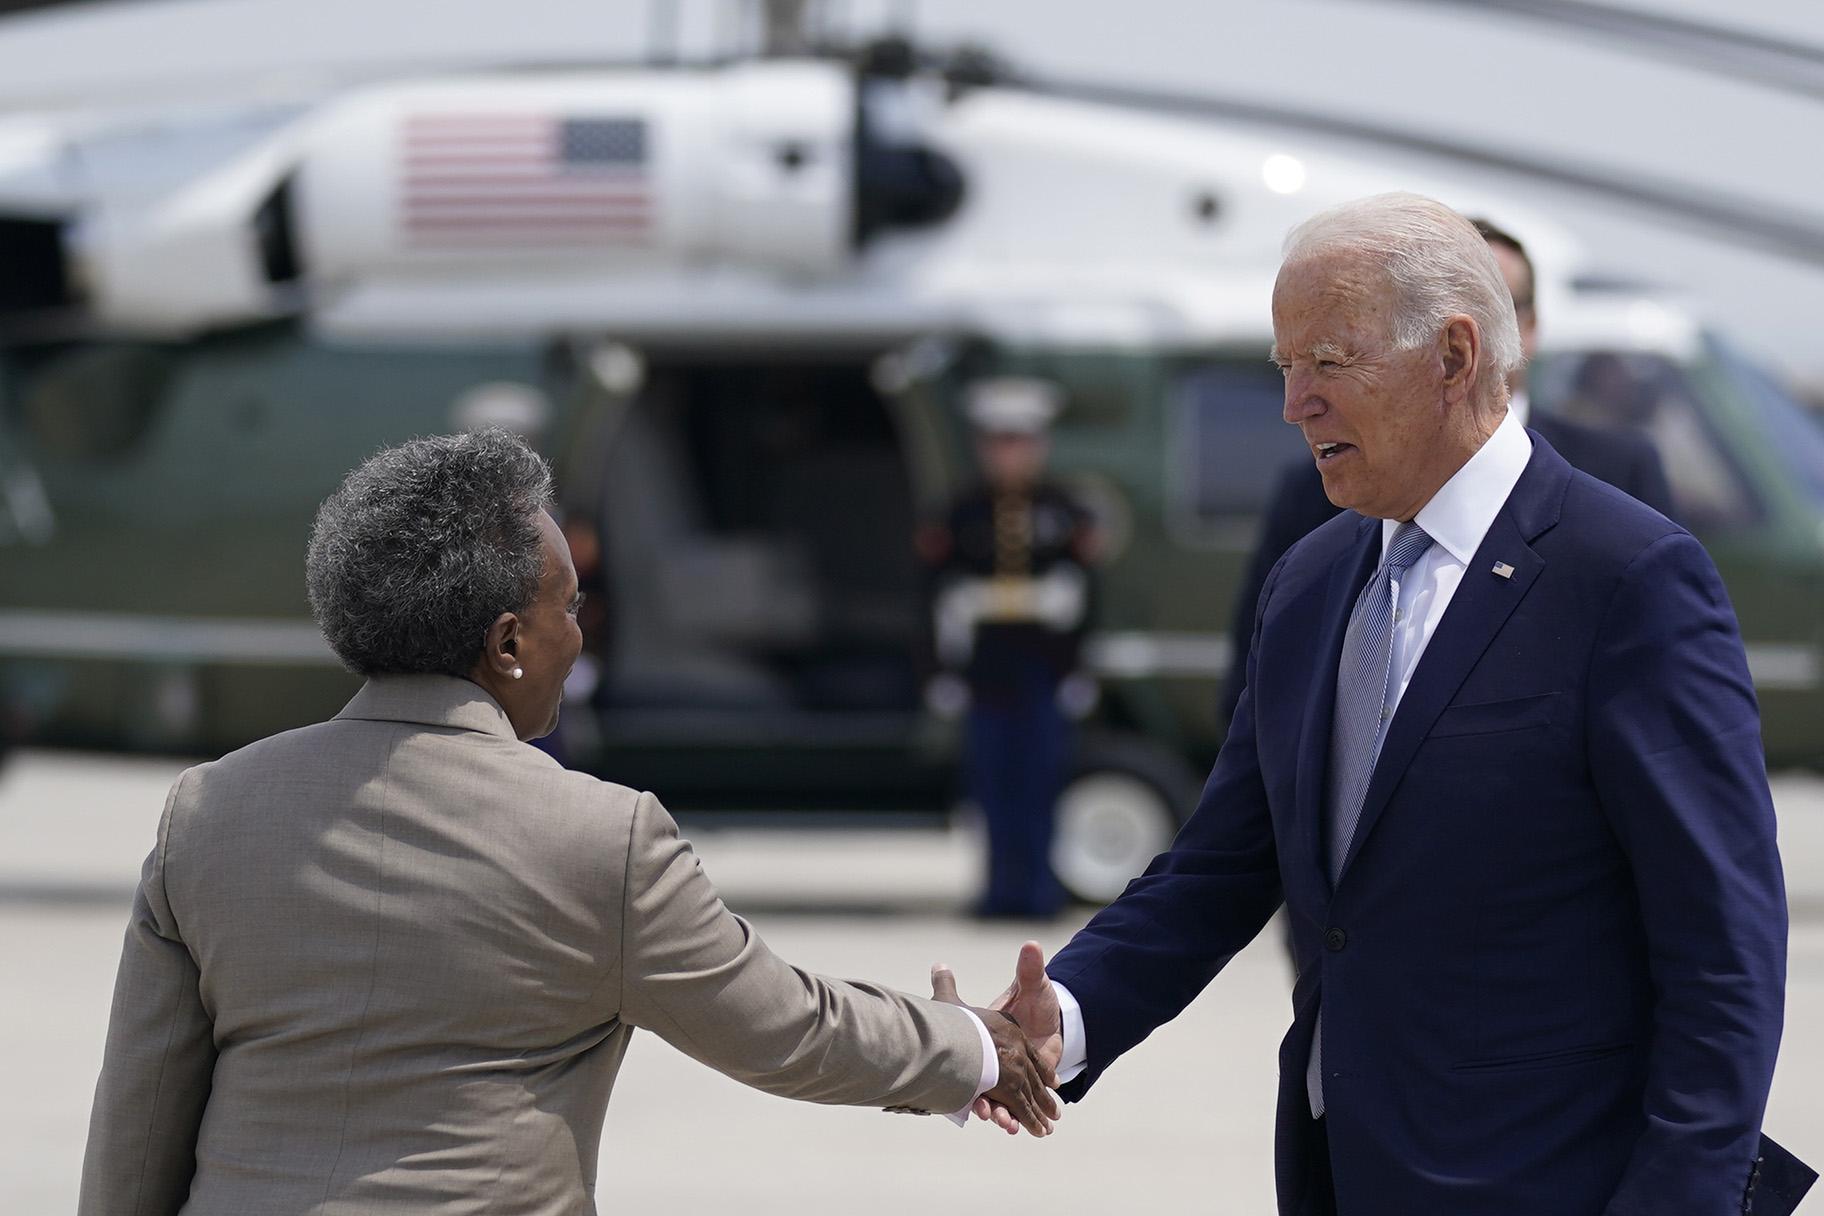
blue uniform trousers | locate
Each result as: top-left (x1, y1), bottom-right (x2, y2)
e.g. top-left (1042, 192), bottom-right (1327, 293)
top-left (965, 664), bottom-right (1070, 918)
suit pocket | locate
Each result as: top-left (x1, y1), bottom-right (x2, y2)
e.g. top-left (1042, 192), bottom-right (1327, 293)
top-left (1428, 691), bottom-right (1560, 738)
top-left (1450, 1040), bottom-right (1634, 1074)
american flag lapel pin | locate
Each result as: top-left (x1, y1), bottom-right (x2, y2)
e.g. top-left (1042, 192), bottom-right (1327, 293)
top-left (1492, 561), bottom-right (1516, 580)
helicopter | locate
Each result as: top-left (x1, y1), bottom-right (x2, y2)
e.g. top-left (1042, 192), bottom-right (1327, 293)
top-left (1, 17), bottom-right (1820, 903)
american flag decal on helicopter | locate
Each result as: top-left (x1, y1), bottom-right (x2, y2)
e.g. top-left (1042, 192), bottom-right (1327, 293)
top-left (397, 114), bottom-right (651, 248)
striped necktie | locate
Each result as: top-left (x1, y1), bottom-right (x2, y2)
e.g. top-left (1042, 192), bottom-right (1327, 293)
top-left (1308, 519), bottom-right (1433, 1118)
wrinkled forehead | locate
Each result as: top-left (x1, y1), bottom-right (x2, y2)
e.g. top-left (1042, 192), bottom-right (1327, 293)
top-left (1273, 248), bottom-right (1393, 311)
top-left (1271, 250), bottom-right (1397, 348)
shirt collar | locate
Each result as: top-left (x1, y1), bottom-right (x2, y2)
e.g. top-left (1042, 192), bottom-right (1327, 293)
top-left (1510, 389), bottom-right (1529, 427)
top-left (1380, 407), bottom-right (1533, 565)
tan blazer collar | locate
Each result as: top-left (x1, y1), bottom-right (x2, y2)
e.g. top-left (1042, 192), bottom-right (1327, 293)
top-left (333, 675), bottom-right (517, 739)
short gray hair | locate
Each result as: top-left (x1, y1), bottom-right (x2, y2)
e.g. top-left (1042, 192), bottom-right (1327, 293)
top-left (306, 429), bottom-right (555, 677)
top-left (1284, 192), bottom-right (1522, 394)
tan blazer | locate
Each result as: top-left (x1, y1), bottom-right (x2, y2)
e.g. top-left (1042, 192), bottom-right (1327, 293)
top-left (79, 676), bottom-right (981, 1216)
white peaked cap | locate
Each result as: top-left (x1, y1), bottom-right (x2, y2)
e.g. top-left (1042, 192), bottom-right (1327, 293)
top-left (965, 377), bottom-right (1063, 435)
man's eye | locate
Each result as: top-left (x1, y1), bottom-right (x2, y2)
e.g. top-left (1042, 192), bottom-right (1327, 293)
top-left (1316, 359), bottom-right (1338, 371)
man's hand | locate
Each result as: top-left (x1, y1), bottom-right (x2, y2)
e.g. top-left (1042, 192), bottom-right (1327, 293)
top-left (992, 940), bottom-right (1063, 1069)
top-left (972, 940), bottom-right (1063, 1127)
top-left (930, 964), bottom-right (1059, 1137)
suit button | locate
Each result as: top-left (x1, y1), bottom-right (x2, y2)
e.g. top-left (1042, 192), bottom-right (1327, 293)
top-left (1325, 928), bottom-right (1347, 952)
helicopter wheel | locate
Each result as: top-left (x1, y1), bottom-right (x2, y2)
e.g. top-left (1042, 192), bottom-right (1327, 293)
top-left (1051, 736), bottom-right (1198, 905)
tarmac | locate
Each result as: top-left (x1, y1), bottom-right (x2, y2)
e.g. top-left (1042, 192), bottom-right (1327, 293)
top-left (4, 749), bottom-right (1822, 1214)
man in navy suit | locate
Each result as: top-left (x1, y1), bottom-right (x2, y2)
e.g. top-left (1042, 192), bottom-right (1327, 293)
top-left (1220, 217), bottom-right (1674, 726)
top-left (962, 194), bottom-right (1789, 1214)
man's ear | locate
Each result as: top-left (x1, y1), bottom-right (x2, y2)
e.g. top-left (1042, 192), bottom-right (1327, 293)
top-left (1440, 315), bottom-right (1481, 404)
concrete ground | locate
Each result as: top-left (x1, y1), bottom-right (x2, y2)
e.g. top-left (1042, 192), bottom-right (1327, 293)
top-left (4, 750), bottom-right (1822, 1214)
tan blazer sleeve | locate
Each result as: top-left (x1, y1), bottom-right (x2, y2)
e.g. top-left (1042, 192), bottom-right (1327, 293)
top-left (79, 769), bottom-right (218, 1216)
top-left (618, 791), bottom-right (981, 1114)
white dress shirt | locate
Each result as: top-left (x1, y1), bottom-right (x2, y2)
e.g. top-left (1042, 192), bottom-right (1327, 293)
top-left (947, 1012), bottom-right (1001, 1125)
top-left (1051, 409), bottom-right (1535, 1088)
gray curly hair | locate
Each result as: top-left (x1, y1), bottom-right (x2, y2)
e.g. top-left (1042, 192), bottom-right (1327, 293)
top-left (306, 429), bottom-right (556, 676)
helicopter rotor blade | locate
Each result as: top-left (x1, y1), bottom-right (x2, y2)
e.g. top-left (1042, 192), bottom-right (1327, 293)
top-left (1380, 0), bottom-right (1824, 104)
top-left (1016, 75), bottom-right (1824, 270)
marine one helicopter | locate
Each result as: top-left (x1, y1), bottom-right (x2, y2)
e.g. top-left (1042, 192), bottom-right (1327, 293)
top-left (1, 3), bottom-right (1820, 901)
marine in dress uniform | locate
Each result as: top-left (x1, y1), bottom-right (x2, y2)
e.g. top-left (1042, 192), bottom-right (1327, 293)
top-left (919, 378), bottom-right (1099, 919)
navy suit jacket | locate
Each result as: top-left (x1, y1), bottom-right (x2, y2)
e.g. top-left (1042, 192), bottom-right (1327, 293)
top-left (1050, 436), bottom-right (1786, 1215)
top-left (1221, 414), bottom-right (1674, 724)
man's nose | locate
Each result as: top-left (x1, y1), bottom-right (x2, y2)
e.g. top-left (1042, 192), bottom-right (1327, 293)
top-left (1283, 378), bottom-right (1323, 425)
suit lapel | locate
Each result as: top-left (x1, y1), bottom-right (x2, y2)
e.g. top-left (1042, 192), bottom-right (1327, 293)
top-left (1293, 514), bottom-right (1380, 898)
top-left (1334, 436), bottom-right (1570, 881)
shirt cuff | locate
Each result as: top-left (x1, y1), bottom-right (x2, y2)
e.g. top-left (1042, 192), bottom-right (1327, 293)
top-left (945, 1008), bottom-right (1001, 1127)
top-left (1052, 979), bottom-right (1088, 1085)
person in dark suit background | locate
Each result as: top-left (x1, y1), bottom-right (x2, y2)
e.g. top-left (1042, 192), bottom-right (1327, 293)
top-left (1221, 217), bottom-right (1674, 725)
top-left (956, 193), bottom-right (1795, 1213)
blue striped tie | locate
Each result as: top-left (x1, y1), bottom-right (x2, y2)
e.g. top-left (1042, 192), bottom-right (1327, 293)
top-left (1307, 520), bottom-right (1433, 1118)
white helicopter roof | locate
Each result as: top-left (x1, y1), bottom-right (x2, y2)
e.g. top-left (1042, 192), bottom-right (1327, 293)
top-left (312, 76), bottom-right (1597, 351)
top-left (0, 48), bottom-right (1707, 360)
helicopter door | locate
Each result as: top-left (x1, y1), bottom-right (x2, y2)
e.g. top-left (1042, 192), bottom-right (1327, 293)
top-left (583, 354), bottom-right (941, 812)
top-left (0, 341), bottom-right (201, 747)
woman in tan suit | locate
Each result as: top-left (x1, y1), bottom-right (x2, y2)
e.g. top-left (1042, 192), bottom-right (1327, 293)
top-left (79, 430), bottom-right (1054, 1216)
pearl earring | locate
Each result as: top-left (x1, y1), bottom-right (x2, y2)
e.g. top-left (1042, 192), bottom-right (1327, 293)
top-left (511, 667), bottom-right (524, 680)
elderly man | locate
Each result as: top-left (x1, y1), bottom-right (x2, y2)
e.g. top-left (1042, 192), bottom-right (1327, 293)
top-left (964, 194), bottom-right (1794, 1213)
top-left (1220, 215), bottom-right (1674, 727)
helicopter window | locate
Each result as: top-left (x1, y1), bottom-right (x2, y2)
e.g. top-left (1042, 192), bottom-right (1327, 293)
top-left (1533, 350), bottom-right (1762, 533)
top-left (1710, 338), bottom-right (1824, 510)
top-left (0, 218), bottom-right (70, 315)
top-left (15, 345), bottom-right (175, 461)
top-left (1169, 358), bottom-right (1309, 533)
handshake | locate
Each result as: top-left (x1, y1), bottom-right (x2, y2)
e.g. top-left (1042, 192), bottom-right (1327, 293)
top-left (927, 941), bottom-right (1064, 1138)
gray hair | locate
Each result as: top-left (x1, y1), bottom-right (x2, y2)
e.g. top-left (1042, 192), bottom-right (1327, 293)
top-left (1284, 192), bottom-right (1522, 395)
top-left (306, 428), bottom-right (555, 677)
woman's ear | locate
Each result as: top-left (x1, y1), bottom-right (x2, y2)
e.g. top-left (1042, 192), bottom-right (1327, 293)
top-left (482, 611), bottom-right (522, 676)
